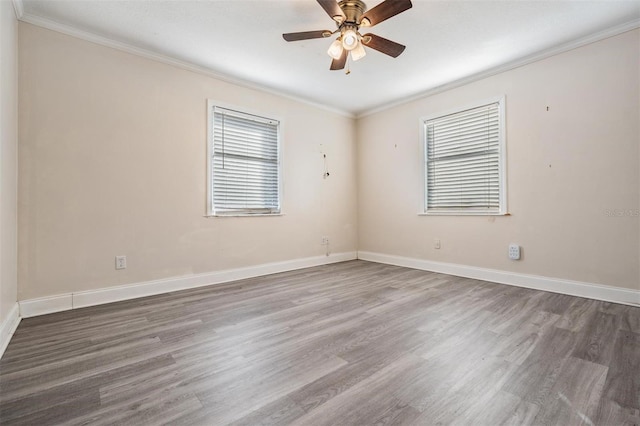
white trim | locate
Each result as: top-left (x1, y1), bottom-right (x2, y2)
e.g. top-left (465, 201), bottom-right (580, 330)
top-left (420, 96), bottom-right (507, 215)
top-left (0, 303), bottom-right (21, 359)
top-left (17, 13), bottom-right (354, 119)
top-left (499, 96), bottom-right (508, 213)
top-left (208, 212), bottom-right (284, 217)
top-left (417, 212), bottom-right (510, 217)
top-left (357, 251), bottom-right (640, 307)
top-left (16, 9), bottom-right (638, 119)
top-left (358, 19), bottom-right (640, 118)
top-left (19, 294), bottom-right (73, 318)
top-left (206, 99), bottom-right (214, 216)
top-left (11, 0), bottom-right (23, 19)
top-left (18, 251), bottom-right (358, 318)
top-left (419, 95), bottom-right (504, 124)
top-left (206, 100), bottom-right (284, 217)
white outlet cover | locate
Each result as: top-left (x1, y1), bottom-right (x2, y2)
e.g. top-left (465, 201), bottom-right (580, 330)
top-left (115, 255), bottom-right (127, 269)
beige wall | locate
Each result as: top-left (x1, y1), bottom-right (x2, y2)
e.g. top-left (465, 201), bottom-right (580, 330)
top-left (358, 30), bottom-right (640, 291)
top-left (16, 21), bottom-right (639, 302)
top-left (18, 23), bottom-right (357, 300)
top-left (1, 1), bottom-right (19, 325)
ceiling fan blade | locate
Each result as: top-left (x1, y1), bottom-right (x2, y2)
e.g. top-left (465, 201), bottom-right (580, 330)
top-left (361, 33), bottom-right (406, 57)
top-left (360, 0), bottom-right (412, 27)
top-left (330, 49), bottom-right (348, 70)
top-left (283, 30), bottom-right (332, 42)
top-left (317, 0), bottom-right (346, 23)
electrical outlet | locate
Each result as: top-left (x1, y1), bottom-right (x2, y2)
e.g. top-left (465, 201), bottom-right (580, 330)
top-left (115, 255), bottom-right (127, 270)
top-left (321, 236), bottom-right (329, 245)
top-left (434, 238), bottom-right (441, 249)
top-left (508, 244), bottom-right (521, 260)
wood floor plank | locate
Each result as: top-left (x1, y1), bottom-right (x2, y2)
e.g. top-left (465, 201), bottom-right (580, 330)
top-left (457, 390), bottom-right (539, 426)
top-left (593, 399), bottom-right (640, 426)
top-left (621, 305), bottom-right (640, 334)
top-left (0, 383), bottom-right (101, 425)
top-left (228, 396), bottom-right (306, 426)
top-left (501, 326), bottom-right (578, 405)
top-left (530, 357), bottom-right (608, 425)
top-left (1, 260), bottom-right (638, 425)
top-left (571, 310), bottom-right (619, 366)
top-left (556, 297), bottom-right (599, 332)
top-left (289, 354), bottom-right (425, 426)
top-left (70, 391), bottom-right (203, 426)
top-left (599, 330), bottom-right (640, 410)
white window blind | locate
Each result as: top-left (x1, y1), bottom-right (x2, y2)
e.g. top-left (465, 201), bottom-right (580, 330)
top-left (424, 100), bottom-right (505, 214)
top-left (211, 106), bottom-right (280, 215)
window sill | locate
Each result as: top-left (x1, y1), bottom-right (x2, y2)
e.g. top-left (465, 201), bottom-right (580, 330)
top-left (204, 213), bottom-right (284, 218)
top-left (418, 212), bottom-right (511, 217)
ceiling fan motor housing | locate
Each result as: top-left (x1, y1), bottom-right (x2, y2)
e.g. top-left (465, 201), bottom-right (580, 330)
top-left (338, 0), bottom-right (367, 25)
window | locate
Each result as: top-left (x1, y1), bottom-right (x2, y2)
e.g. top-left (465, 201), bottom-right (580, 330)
top-left (423, 97), bottom-right (506, 215)
top-left (208, 103), bottom-right (281, 216)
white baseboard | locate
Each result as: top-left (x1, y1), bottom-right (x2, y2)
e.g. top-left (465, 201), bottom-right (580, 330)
top-left (357, 251), bottom-right (640, 307)
top-left (18, 294), bottom-right (73, 318)
top-left (0, 303), bottom-right (21, 359)
top-left (19, 251), bottom-right (358, 318)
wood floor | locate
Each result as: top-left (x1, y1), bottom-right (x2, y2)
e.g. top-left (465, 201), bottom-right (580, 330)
top-left (1, 260), bottom-right (639, 425)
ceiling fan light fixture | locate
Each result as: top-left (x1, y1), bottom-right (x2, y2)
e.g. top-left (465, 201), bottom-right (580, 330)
top-left (351, 41), bottom-right (366, 61)
top-left (342, 28), bottom-right (358, 50)
top-left (327, 38), bottom-right (344, 59)
top-left (282, 0), bottom-right (413, 71)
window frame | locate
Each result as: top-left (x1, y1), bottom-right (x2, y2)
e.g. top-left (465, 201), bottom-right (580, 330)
top-left (420, 96), bottom-right (507, 216)
top-left (206, 100), bottom-right (283, 217)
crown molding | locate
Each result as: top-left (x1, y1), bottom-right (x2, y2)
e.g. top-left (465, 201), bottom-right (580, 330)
top-left (357, 18), bottom-right (640, 118)
top-left (11, 0), bottom-right (23, 19)
top-left (17, 13), bottom-right (355, 119)
top-left (14, 8), bottom-right (640, 120)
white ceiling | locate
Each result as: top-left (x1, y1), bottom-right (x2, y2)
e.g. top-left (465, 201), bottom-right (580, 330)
top-left (19, 0), bottom-right (640, 116)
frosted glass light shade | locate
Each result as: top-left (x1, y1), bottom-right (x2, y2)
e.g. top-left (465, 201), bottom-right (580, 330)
top-left (351, 41), bottom-right (366, 61)
top-left (327, 39), bottom-right (344, 59)
top-left (342, 29), bottom-right (358, 51)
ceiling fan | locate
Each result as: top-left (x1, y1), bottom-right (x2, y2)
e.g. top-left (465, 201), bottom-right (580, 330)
top-left (283, 0), bottom-right (412, 71)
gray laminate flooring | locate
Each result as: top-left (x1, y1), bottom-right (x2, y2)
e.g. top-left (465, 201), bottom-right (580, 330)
top-left (1, 260), bottom-right (639, 425)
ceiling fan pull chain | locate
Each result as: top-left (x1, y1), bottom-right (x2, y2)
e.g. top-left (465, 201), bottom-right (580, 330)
top-left (345, 54), bottom-right (351, 75)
